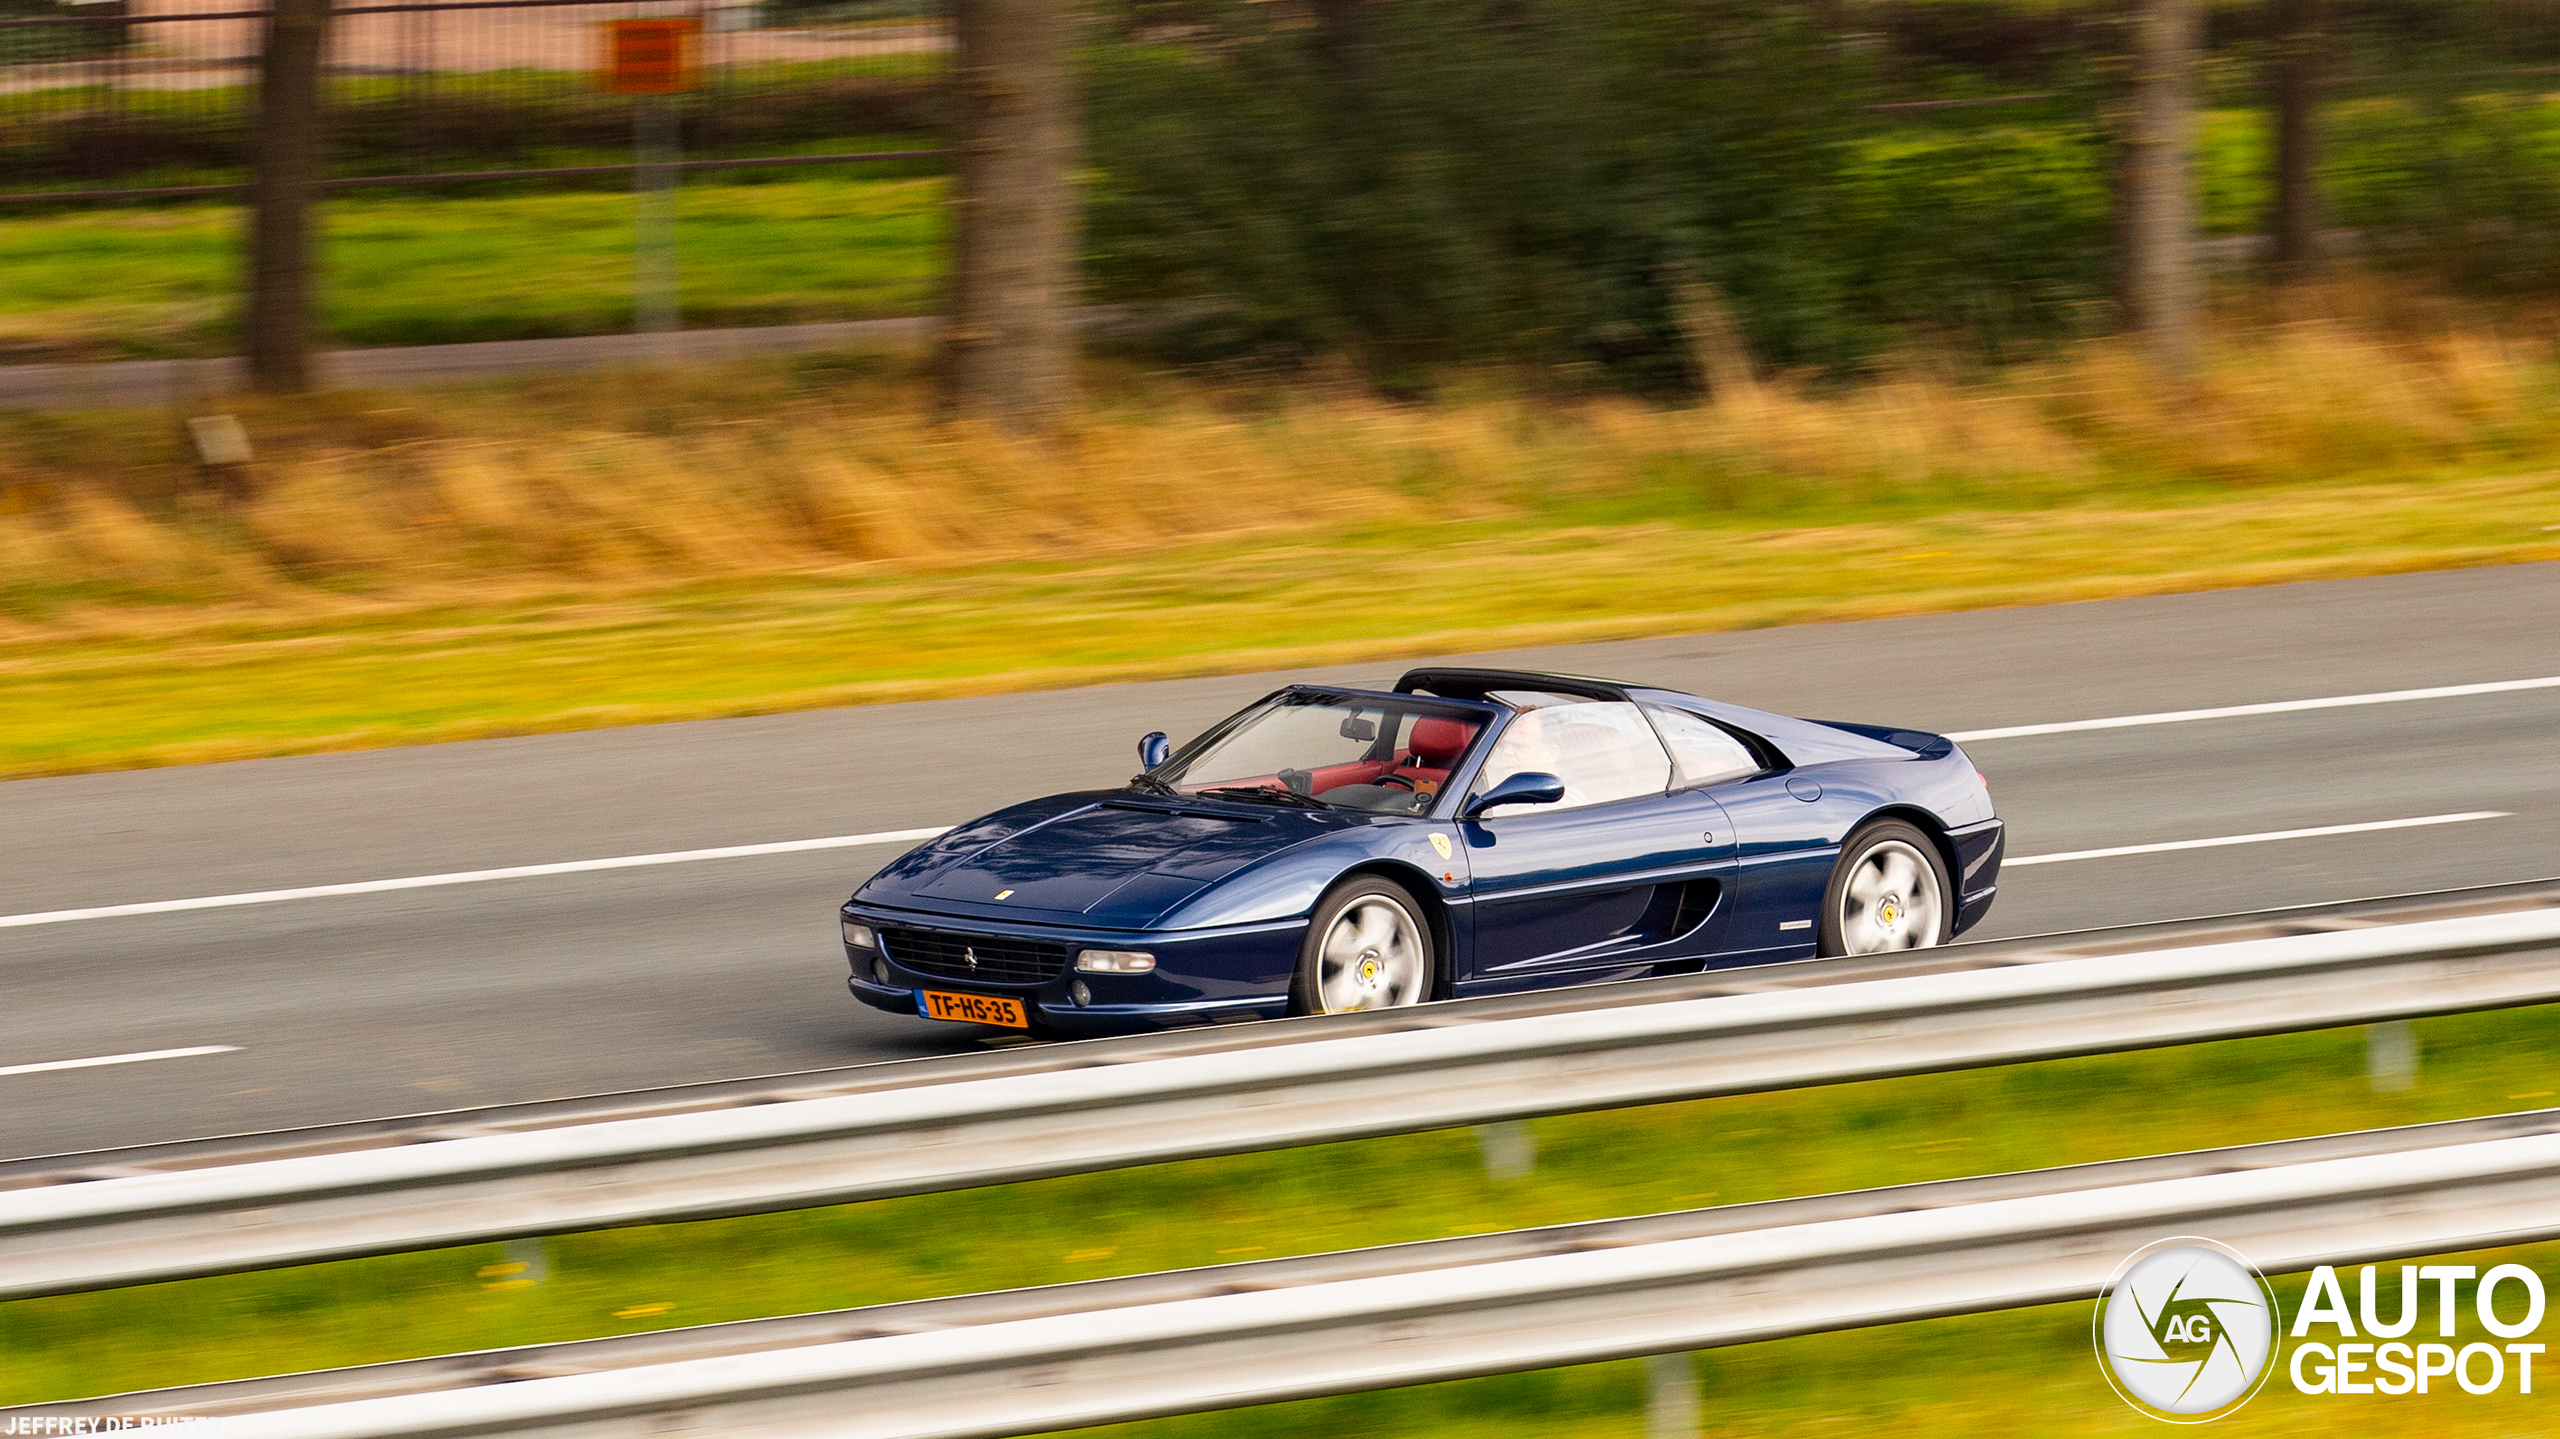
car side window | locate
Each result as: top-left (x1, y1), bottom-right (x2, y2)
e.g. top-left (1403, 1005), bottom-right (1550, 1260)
top-left (1642, 704), bottom-right (1762, 788)
top-left (1471, 701), bottom-right (1672, 812)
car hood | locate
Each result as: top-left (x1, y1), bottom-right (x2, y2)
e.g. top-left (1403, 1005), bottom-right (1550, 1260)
top-left (858, 797), bottom-right (1326, 926)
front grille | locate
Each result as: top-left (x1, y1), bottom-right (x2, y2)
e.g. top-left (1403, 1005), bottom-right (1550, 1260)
top-left (881, 927), bottom-right (1070, 985)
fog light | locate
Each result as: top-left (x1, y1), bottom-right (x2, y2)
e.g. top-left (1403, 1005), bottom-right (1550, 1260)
top-left (872, 958), bottom-right (891, 985)
top-left (1071, 979), bottom-right (1093, 1007)
top-left (842, 920), bottom-right (876, 951)
top-left (1077, 949), bottom-right (1155, 974)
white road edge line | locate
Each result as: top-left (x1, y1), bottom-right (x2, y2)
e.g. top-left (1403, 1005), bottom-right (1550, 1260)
top-left (0, 829), bottom-right (954, 931)
top-left (2005, 811), bottom-right (2510, 867)
top-left (7, 676), bottom-right (2549, 932)
top-left (1946, 675), bottom-right (2560, 742)
top-left (0, 1045), bottom-right (240, 1079)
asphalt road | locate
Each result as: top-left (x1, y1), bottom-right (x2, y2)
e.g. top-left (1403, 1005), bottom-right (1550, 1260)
top-left (4, 564), bottom-right (2555, 1159)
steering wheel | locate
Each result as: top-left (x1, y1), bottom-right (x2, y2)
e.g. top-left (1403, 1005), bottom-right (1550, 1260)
top-left (1373, 772), bottom-right (1417, 791)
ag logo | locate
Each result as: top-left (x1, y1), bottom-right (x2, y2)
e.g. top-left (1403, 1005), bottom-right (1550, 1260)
top-left (2096, 1238), bottom-right (2280, 1422)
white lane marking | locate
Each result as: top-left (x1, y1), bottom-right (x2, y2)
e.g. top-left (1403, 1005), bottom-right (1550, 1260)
top-left (9, 675), bottom-right (2550, 931)
top-left (1947, 675), bottom-right (2560, 743)
top-left (2005, 811), bottom-right (2510, 867)
top-left (0, 1045), bottom-right (240, 1078)
top-left (0, 828), bottom-right (953, 931)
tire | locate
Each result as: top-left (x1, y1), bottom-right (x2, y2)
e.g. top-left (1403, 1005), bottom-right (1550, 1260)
top-left (1290, 876), bottom-right (1436, 1016)
top-left (1818, 819), bottom-right (1953, 957)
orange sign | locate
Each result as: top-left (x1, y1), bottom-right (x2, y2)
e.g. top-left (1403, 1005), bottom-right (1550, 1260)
top-left (600, 17), bottom-right (701, 95)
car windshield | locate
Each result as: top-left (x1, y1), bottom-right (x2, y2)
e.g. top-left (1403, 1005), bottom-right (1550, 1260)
top-left (1147, 692), bottom-right (1487, 814)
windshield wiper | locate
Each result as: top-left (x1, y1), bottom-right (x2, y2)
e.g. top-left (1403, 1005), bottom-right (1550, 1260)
top-left (1125, 772), bottom-right (1180, 796)
top-left (1195, 785), bottom-right (1332, 811)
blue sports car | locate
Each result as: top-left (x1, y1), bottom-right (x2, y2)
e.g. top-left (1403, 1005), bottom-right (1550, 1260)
top-left (843, 668), bottom-right (2003, 1036)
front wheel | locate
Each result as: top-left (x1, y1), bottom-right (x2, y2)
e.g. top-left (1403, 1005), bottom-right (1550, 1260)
top-left (1818, 820), bottom-right (1952, 957)
top-left (1290, 877), bottom-right (1435, 1015)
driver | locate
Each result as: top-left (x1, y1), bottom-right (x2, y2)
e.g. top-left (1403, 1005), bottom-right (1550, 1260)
top-left (1481, 708), bottom-right (1595, 808)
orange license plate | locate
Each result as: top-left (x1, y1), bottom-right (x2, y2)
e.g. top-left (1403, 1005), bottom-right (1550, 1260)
top-left (917, 990), bottom-right (1029, 1028)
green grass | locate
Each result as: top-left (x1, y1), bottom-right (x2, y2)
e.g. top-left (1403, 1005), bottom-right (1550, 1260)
top-left (0, 172), bottom-right (945, 360)
top-left (6, 90), bottom-right (2559, 360)
top-left (7, 1003), bottom-right (2558, 1432)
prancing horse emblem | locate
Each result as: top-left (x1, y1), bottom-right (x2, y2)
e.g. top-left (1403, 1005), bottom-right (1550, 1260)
top-left (964, 947), bottom-right (978, 970)
top-left (1428, 833), bottom-right (1453, 861)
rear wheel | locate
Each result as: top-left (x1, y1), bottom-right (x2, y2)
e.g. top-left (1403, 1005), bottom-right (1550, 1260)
top-left (1291, 877), bottom-right (1434, 1015)
top-left (1818, 820), bottom-right (1952, 957)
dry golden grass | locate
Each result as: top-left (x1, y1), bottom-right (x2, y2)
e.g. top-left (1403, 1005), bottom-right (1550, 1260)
top-left (0, 291), bottom-right (2539, 632)
top-left (1, 299), bottom-right (2557, 777)
top-left (2, 300), bottom-right (2555, 628)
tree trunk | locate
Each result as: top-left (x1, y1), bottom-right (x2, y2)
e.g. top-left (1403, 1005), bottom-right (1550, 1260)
top-left (2123, 0), bottom-right (2199, 372)
top-left (939, 0), bottom-right (1076, 427)
top-left (2268, 0), bottom-right (2322, 278)
top-left (247, 0), bottom-right (330, 394)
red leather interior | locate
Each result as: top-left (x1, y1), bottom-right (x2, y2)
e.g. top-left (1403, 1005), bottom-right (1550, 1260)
top-left (1306, 759), bottom-right (1392, 792)
top-left (1389, 717), bottom-right (1479, 789)
top-left (1206, 719), bottom-right (1480, 798)
top-left (1408, 717), bottom-right (1476, 764)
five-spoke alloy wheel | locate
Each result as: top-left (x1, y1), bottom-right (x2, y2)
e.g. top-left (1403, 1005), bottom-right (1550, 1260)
top-left (1292, 877), bottom-right (1435, 1015)
top-left (1818, 819), bottom-right (1952, 957)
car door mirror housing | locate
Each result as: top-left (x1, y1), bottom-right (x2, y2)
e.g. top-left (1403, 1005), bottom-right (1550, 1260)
top-left (1138, 731), bottom-right (1173, 769)
top-left (1461, 771), bottom-right (1566, 820)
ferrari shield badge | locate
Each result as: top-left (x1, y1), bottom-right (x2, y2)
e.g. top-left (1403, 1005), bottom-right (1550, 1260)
top-left (1428, 833), bottom-right (1453, 861)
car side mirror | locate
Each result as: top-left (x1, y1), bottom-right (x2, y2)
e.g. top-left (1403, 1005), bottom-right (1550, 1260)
top-left (1138, 731), bottom-right (1172, 770)
top-left (1461, 771), bottom-right (1565, 820)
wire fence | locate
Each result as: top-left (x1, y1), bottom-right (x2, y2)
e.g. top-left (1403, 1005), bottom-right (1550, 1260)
top-left (0, 0), bottom-right (948, 202)
top-left (10, 0), bottom-right (2560, 207)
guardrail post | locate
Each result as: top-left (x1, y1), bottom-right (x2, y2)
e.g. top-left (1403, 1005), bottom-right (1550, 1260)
top-left (2368, 1019), bottom-right (2418, 1092)
top-left (1475, 1121), bottom-right (1536, 1180)
top-left (1645, 1352), bottom-right (1700, 1438)
top-left (246, 0), bottom-right (332, 394)
top-left (502, 1236), bottom-right (550, 1284)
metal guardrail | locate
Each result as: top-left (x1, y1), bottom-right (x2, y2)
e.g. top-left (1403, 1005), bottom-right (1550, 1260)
top-left (23, 1107), bottom-right (2560, 1436)
top-left (4, 888), bottom-right (2558, 1299)
top-left (10, 878), bottom-right (2550, 1188)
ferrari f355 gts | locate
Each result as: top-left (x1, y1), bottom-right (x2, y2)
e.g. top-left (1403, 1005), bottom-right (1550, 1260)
top-left (843, 668), bottom-right (2002, 1035)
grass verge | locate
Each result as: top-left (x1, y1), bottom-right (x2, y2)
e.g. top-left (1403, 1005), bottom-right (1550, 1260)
top-left (3, 469), bottom-right (2556, 779)
top-left (0, 171), bottom-right (943, 361)
top-left (5, 300), bottom-right (2560, 777)
top-left (5, 1003), bottom-right (2557, 1430)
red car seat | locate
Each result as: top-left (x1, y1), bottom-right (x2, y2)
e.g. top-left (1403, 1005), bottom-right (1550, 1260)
top-left (1401, 717), bottom-right (1477, 786)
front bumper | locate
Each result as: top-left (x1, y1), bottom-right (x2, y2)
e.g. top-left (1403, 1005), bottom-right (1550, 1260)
top-left (841, 902), bottom-right (1304, 1036)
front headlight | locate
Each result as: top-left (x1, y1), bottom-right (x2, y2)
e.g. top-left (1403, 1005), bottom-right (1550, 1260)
top-left (1076, 949), bottom-right (1156, 974)
top-left (842, 920), bottom-right (877, 951)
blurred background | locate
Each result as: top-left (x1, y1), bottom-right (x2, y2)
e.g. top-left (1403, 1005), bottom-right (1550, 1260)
top-left (8, 0), bottom-right (2560, 369)
top-left (3, 2), bottom-right (2560, 1435)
